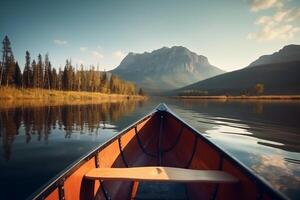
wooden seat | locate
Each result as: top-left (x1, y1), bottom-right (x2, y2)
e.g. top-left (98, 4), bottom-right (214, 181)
top-left (85, 167), bottom-right (238, 184)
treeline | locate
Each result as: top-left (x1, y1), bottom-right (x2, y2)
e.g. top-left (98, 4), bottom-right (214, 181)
top-left (178, 84), bottom-right (265, 96)
top-left (0, 36), bottom-right (140, 95)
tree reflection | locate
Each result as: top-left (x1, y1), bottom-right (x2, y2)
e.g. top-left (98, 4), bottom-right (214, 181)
top-left (0, 101), bottom-right (138, 160)
top-left (0, 109), bottom-right (20, 161)
top-left (253, 101), bottom-right (264, 114)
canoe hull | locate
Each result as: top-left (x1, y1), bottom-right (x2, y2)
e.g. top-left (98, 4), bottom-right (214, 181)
top-left (30, 104), bottom-right (287, 200)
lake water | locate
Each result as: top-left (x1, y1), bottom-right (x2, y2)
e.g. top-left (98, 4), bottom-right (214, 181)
top-left (0, 98), bottom-right (299, 199)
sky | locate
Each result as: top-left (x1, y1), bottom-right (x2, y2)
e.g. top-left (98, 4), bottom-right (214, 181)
top-left (1, 0), bottom-right (300, 72)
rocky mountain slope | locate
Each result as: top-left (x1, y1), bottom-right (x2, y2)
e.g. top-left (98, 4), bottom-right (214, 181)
top-left (111, 46), bottom-right (224, 93)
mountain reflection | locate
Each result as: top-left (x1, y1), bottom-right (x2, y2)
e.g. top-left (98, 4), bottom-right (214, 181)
top-left (0, 101), bottom-right (139, 161)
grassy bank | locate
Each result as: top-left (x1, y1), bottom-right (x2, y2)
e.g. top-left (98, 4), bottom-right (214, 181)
top-left (0, 86), bottom-right (145, 101)
top-left (173, 95), bottom-right (300, 100)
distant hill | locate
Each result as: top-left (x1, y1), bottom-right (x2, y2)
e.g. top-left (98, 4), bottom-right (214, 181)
top-left (111, 46), bottom-right (224, 93)
top-left (248, 44), bottom-right (300, 67)
top-left (172, 45), bottom-right (300, 96)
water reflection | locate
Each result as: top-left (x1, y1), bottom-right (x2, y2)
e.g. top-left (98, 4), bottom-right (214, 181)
top-left (0, 98), bottom-right (299, 199)
top-left (252, 155), bottom-right (300, 199)
top-left (0, 101), bottom-right (139, 161)
top-left (167, 99), bottom-right (300, 199)
top-left (172, 99), bottom-right (300, 150)
top-left (254, 101), bottom-right (264, 114)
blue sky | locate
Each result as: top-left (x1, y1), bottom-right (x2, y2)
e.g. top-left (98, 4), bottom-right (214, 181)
top-left (1, 0), bottom-right (300, 71)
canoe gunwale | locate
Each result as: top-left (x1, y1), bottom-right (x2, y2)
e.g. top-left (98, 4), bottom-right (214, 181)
top-left (160, 103), bottom-right (288, 200)
top-left (27, 110), bottom-right (156, 200)
top-left (28, 103), bottom-right (288, 200)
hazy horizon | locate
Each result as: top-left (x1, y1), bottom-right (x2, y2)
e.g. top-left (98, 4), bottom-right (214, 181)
top-left (1, 0), bottom-right (300, 72)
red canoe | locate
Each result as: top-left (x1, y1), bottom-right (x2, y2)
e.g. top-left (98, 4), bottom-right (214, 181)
top-left (29, 104), bottom-right (287, 200)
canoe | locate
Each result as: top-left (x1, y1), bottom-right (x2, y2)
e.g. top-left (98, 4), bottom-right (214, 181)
top-left (29, 103), bottom-right (287, 200)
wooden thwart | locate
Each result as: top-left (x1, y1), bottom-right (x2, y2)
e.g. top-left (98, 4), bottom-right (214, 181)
top-left (85, 167), bottom-right (238, 184)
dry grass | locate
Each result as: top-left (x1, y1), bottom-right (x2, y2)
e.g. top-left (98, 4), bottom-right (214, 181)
top-left (0, 86), bottom-right (145, 101)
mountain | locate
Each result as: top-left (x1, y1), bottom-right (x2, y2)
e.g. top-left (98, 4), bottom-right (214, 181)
top-left (173, 45), bottom-right (300, 96)
top-left (111, 46), bottom-right (224, 93)
top-left (248, 44), bottom-right (300, 66)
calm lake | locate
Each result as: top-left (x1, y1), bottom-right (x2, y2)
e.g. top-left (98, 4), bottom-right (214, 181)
top-left (0, 98), bottom-right (299, 199)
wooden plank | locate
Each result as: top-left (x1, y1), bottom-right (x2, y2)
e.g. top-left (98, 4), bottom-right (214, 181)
top-left (85, 167), bottom-right (238, 184)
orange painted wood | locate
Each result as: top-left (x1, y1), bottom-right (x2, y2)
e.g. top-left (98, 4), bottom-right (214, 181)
top-left (120, 128), bottom-right (136, 149)
top-left (99, 140), bottom-right (121, 167)
top-left (64, 158), bottom-right (96, 200)
top-left (85, 167), bottom-right (238, 183)
top-left (220, 159), bottom-right (258, 200)
top-left (45, 188), bottom-right (59, 200)
top-left (130, 181), bottom-right (140, 199)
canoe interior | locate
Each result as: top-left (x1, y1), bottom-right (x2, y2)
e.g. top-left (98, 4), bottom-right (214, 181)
top-left (31, 105), bottom-right (287, 200)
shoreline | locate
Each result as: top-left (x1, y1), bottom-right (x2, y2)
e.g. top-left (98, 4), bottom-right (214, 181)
top-left (0, 98), bottom-right (145, 109)
top-left (0, 86), bottom-right (145, 101)
top-left (0, 87), bottom-right (146, 109)
top-left (172, 95), bottom-right (300, 100)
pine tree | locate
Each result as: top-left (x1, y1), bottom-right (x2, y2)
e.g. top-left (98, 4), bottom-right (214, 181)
top-left (23, 51), bottom-right (31, 88)
top-left (76, 64), bottom-right (83, 91)
top-left (32, 60), bottom-right (39, 88)
top-left (109, 74), bottom-right (116, 93)
top-left (83, 65), bottom-right (88, 91)
top-left (5, 61), bottom-right (16, 86)
top-left (79, 64), bottom-right (85, 91)
top-left (58, 67), bottom-right (63, 90)
top-left (95, 65), bottom-right (101, 92)
top-left (71, 64), bottom-right (75, 91)
top-left (50, 68), bottom-right (58, 89)
top-left (86, 66), bottom-right (91, 91)
top-left (44, 54), bottom-right (51, 89)
top-left (63, 59), bottom-right (75, 91)
top-left (1, 36), bottom-right (16, 86)
top-left (0, 35), bottom-right (138, 94)
top-left (63, 60), bottom-right (70, 90)
top-left (138, 88), bottom-right (144, 96)
top-left (48, 62), bottom-right (53, 88)
top-left (90, 65), bottom-right (97, 92)
top-left (101, 71), bottom-right (108, 92)
top-left (37, 54), bottom-right (43, 88)
top-left (14, 62), bottom-right (22, 87)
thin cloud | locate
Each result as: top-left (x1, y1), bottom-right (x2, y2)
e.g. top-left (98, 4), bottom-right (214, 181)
top-left (248, 1), bottom-right (300, 41)
top-left (92, 51), bottom-right (104, 59)
top-left (255, 9), bottom-right (298, 26)
top-left (113, 50), bottom-right (126, 59)
top-left (252, 155), bottom-right (300, 191)
top-left (286, 7), bottom-right (300, 22)
top-left (247, 24), bottom-right (300, 41)
top-left (80, 47), bottom-right (88, 52)
top-left (53, 39), bottom-right (68, 45)
top-left (248, 0), bottom-right (283, 12)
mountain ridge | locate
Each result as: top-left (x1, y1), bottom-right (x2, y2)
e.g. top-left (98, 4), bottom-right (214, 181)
top-left (111, 46), bottom-right (225, 93)
top-left (171, 44), bottom-right (300, 96)
top-left (248, 44), bottom-right (300, 67)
